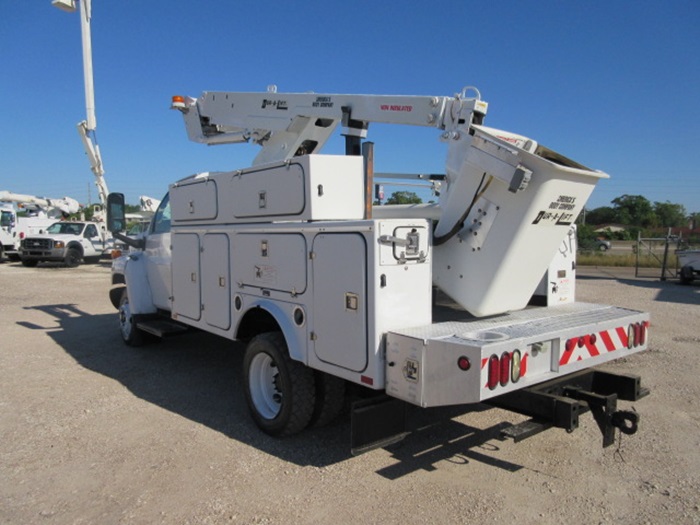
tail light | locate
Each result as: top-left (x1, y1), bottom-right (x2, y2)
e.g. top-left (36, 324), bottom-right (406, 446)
top-left (487, 355), bottom-right (500, 390)
top-left (487, 350), bottom-right (524, 390)
top-left (627, 325), bottom-right (635, 349)
top-left (457, 356), bottom-right (471, 371)
top-left (499, 352), bottom-right (511, 387)
top-left (511, 350), bottom-right (522, 383)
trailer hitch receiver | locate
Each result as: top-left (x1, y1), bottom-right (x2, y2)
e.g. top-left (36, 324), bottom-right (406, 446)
top-left (562, 386), bottom-right (640, 447)
top-left (611, 409), bottom-right (639, 435)
top-left (493, 370), bottom-right (648, 447)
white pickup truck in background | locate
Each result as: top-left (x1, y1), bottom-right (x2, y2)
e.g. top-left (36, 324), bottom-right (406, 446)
top-left (19, 221), bottom-right (109, 267)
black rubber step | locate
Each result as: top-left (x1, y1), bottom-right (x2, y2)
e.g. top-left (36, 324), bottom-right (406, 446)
top-left (136, 319), bottom-right (188, 338)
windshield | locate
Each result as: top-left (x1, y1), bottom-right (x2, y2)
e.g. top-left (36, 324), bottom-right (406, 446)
top-left (151, 193), bottom-right (171, 234)
top-left (46, 222), bottom-right (85, 236)
top-left (127, 221), bottom-right (150, 235)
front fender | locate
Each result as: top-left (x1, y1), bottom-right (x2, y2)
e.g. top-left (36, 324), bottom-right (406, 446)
top-left (123, 253), bottom-right (157, 315)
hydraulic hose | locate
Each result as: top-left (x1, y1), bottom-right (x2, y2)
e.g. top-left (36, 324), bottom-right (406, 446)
top-left (433, 173), bottom-right (493, 246)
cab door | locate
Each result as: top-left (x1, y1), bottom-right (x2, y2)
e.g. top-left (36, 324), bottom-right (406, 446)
top-left (145, 194), bottom-right (172, 310)
top-left (82, 223), bottom-right (103, 254)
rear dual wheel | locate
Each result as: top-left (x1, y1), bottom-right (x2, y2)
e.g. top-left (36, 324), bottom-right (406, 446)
top-left (310, 371), bottom-right (346, 428)
top-left (243, 332), bottom-right (315, 437)
top-left (243, 332), bottom-right (347, 436)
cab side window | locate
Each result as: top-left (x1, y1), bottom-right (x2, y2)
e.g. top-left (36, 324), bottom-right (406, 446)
top-left (84, 224), bottom-right (98, 238)
top-left (152, 194), bottom-right (171, 234)
top-left (1, 211), bottom-right (13, 227)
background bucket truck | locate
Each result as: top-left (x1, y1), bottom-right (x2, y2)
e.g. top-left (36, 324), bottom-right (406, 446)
top-left (0, 190), bottom-right (80, 262)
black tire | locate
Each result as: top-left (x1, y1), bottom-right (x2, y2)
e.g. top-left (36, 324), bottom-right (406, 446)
top-left (64, 248), bottom-right (81, 268)
top-left (310, 371), bottom-right (346, 427)
top-left (7, 253), bottom-right (20, 262)
top-left (109, 286), bottom-right (126, 310)
top-left (680, 265), bottom-right (695, 285)
top-left (598, 244), bottom-right (609, 251)
top-left (118, 288), bottom-right (145, 346)
top-left (21, 258), bottom-right (38, 267)
top-left (243, 332), bottom-right (315, 437)
top-left (0, 245), bottom-right (4, 263)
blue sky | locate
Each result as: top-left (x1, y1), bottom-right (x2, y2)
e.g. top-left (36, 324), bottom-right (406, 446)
top-left (1, 1), bottom-right (698, 214)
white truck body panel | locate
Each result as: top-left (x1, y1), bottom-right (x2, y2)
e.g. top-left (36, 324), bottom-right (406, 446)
top-left (677, 249), bottom-right (700, 269)
top-left (533, 226), bottom-right (577, 306)
top-left (167, 216), bottom-right (432, 387)
top-left (170, 155), bottom-right (365, 225)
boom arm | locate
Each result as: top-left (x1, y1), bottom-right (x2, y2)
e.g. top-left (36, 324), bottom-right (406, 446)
top-left (54, 0), bottom-right (110, 209)
top-left (0, 190), bottom-right (80, 217)
top-left (172, 87), bottom-right (488, 166)
top-left (77, 120), bottom-right (109, 207)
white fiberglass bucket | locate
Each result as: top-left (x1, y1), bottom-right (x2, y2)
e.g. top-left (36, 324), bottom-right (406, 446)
top-left (433, 125), bottom-right (608, 317)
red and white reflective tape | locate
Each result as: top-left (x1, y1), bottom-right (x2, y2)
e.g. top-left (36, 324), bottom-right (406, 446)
top-left (560, 322), bottom-right (648, 366)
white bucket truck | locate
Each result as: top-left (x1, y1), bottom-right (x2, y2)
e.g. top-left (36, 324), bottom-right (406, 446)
top-left (0, 191), bottom-right (80, 262)
top-left (108, 87), bottom-right (649, 453)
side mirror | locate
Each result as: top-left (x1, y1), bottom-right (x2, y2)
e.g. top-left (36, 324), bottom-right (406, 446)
top-left (107, 193), bottom-right (126, 233)
top-left (106, 193), bottom-right (146, 251)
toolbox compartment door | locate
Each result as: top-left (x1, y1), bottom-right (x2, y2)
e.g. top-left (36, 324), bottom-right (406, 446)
top-left (170, 179), bottom-right (218, 222)
top-left (312, 233), bottom-right (368, 372)
top-left (202, 233), bottom-right (231, 330)
top-left (171, 232), bottom-right (201, 321)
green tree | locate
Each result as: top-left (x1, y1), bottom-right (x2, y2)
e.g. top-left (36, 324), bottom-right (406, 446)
top-left (576, 223), bottom-right (598, 247)
top-left (82, 206), bottom-right (94, 221)
top-left (653, 201), bottom-right (687, 228)
top-left (385, 191), bottom-right (422, 205)
top-left (583, 206), bottom-right (616, 226)
top-left (611, 194), bottom-right (655, 227)
top-left (689, 212), bottom-right (700, 229)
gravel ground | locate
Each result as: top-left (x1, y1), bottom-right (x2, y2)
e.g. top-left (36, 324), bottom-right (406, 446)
top-left (1, 261), bottom-right (699, 524)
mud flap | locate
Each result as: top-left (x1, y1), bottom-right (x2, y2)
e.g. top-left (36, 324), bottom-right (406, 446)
top-left (350, 396), bottom-right (409, 456)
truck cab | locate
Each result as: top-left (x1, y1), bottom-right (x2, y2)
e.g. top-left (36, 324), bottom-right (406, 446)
top-left (0, 206), bottom-right (16, 261)
top-left (20, 220), bottom-right (107, 267)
